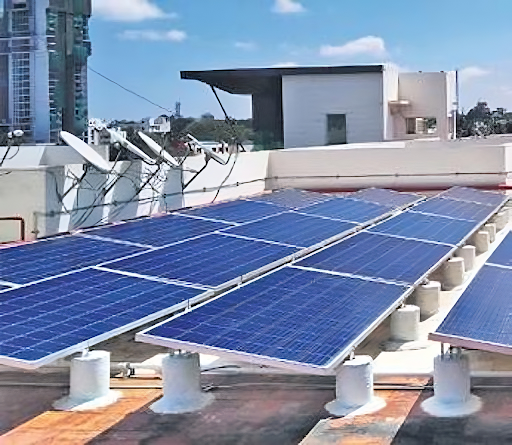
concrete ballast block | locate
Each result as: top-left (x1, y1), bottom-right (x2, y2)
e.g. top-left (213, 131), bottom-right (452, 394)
top-left (473, 231), bottom-right (490, 254)
top-left (413, 281), bottom-right (441, 318)
top-left (442, 257), bottom-right (465, 290)
top-left (455, 245), bottom-right (476, 272)
top-left (390, 305), bottom-right (420, 342)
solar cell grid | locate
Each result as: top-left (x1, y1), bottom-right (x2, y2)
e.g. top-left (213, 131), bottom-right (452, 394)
top-left (223, 212), bottom-right (357, 248)
top-left (300, 197), bottom-right (393, 223)
top-left (104, 234), bottom-right (298, 288)
top-left (486, 232), bottom-right (512, 268)
top-left (412, 197), bottom-right (496, 222)
top-left (369, 212), bottom-right (477, 245)
top-left (0, 236), bottom-right (145, 285)
top-left (441, 187), bottom-right (507, 207)
top-left (296, 232), bottom-right (452, 284)
top-left (350, 188), bottom-right (421, 208)
top-left (0, 268), bottom-right (204, 368)
top-left (138, 267), bottom-right (409, 372)
top-left (432, 265), bottom-right (512, 351)
top-left (81, 214), bottom-right (230, 247)
top-left (178, 200), bottom-right (286, 224)
top-left (247, 189), bottom-right (333, 209)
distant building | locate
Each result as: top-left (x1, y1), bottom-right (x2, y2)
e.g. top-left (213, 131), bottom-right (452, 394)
top-left (148, 115), bottom-right (172, 133)
top-left (182, 65), bottom-right (457, 149)
top-left (0, 0), bottom-right (92, 143)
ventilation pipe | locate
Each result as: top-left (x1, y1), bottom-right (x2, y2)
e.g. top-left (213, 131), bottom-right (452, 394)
top-left (390, 305), bottom-right (420, 341)
top-left (53, 350), bottom-right (120, 411)
top-left (150, 351), bottom-right (214, 414)
top-left (421, 350), bottom-right (481, 417)
top-left (325, 356), bottom-right (385, 417)
top-left (455, 245), bottom-right (476, 272)
top-left (442, 257), bottom-right (465, 290)
top-left (473, 231), bottom-right (490, 254)
top-left (413, 282), bottom-right (440, 319)
top-left (483, 223), bottom-right (497, 243)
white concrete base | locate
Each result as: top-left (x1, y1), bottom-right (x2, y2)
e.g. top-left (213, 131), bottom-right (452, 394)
top-left (494, 212), bottom-right (508, 232)
top-left (473, 231), bottom-right (490, 254)
top-left (325, 356), bottom-right (385, 417)
top-left (455, 246), bottom-right (475, 272)
top-left (150, 352), bottom-right (214, 414)
top-left (442, 257), bottom-right (464, 290)
top-left (53, 350), bottom-right (120, 412)
top-left (413, 281), bottom-right (440, 319)
top-left (421, 352), bottom-right (482, 418)
top-left (390, 305), bottom-right (420, 342)
top-left (484, 223), bottom-right (497, 243)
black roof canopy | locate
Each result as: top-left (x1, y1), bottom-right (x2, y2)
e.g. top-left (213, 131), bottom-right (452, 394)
top-left (181, 65), bottom-right (384, 94)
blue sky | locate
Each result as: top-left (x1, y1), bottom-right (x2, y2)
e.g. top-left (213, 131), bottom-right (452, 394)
top-left (89, 0), bottom-right (512, 120)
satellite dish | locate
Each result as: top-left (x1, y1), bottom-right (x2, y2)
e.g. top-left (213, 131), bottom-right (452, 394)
top-left (60, 131), bottom-right (111, 173)
top-left (107, 129), bottom-right (155, 164)
top-left (138, 132), bottom-right (180, 168)
top-left (186, 133), bottom-right (228, 166)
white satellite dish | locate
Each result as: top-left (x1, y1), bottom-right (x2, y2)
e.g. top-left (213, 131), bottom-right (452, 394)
top-left (138, 132), bottom-right (180, 168)
top-left (186, 133), bottom-right (228, 166)
top-left (60, 131), bottom-right (111, 173)
top-left (107, 129), bottom-right (155, 164)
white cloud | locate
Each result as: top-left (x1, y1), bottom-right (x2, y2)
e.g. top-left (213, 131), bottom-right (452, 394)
top-left (234, 41), bottom-right (257, 51)
top-left (273, 0), bottom-right (305, 14)
top-left (93, 0), bottom-right (175, 22)
top-left (320, 36), bottom-right (387, 58)
top-left (119, 29), bottom-right (187, 42)
top-left (272, 61), bottom-right (298, 67)
top-left (459, 66), bottom-right (491, 82)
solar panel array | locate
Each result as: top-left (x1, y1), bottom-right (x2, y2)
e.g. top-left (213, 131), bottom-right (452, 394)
top-left (349, 188), bottom-right (421, 208)
top-left (0, 188), bottom-right (410, 369)
top-left (139, 187), bottom-right (507, 374)
top-left (246, 189), bottom-right (333, 209)
top-left (431, 231), bottom-right (512, 353)
top-left (440, 186), bottom-right (507, 207)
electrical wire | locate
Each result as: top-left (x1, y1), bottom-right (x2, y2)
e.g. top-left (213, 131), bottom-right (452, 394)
top-left (88, 67), bottom-right (174, 115)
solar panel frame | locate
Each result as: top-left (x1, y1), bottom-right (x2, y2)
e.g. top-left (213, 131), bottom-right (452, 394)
top-left (136, 266), bottom-right (414, 375)
top-left (245, 189), bottom-right (334, 209)
top-left (429, 264), bottom-right (512, 356)
top-left (76, 213), bottom-right (231, 248)
top-left (368, 211), bottom-right (479, 246)
top-left (440, 187), bottom-right (508, 207)
top-left (102, 233), bottom-right (300, 290)
top-left (222, 212), bottom-right (359, 249)
top-left (299, 197), bottom-right (396, 224)
top-left (0, 268), bottom-right (212, 370)
top-left (176, 200), bottom-right (287, 224)
top-left (349, 188), bottom-right (423, 208)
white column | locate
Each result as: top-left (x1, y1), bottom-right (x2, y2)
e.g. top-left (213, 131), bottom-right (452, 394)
top-left (53, 351), bottom-right (120, 411)
top-left (442, 257), bottom-right (464, 290)
top-left (150, 352), bottom-right (214, 414)
top-left (473, 231), bottom-right (490, 254)
top-left (455, 245), bottom-right (476, 272)
top-left (413, 282), bottom-right (440, 319)
top-left (422, 352), bottom-right (481, 417)
top-left (483, 223), bottom-right (497, 243)
top-left (390, 305), bottom-right (420, 341)
top-left (325, 356), bottom-right (385, 417)
top-left (494, 211), bottom-right (509, 232)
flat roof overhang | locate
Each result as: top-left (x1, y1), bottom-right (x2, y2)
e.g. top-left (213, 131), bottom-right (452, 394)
top-left (181, 65), bottom-right (384, 94)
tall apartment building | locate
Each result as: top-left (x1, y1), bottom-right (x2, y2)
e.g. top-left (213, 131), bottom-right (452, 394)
top-left (0, 0), bottom-right (92, 143)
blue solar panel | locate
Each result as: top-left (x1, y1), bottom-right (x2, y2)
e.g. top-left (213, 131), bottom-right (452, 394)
top-left (105, 234), bottom-right (298, 288)
top-left (300, 197), bottom-right (393, 223)
top-left (433, 265), bottom-right (512, 349)
top-left (81, 214), bottom-right (229, 247)
top-left (412, 197), bottom-right (496, 222)
top-left (297, 232), bottom-right (452, 284)
top-left (247, 189), bottom-right (332, 209)
top-left (0, 237), bottom-right (145, 285)
top-left (0, 268), bottom-right (203, 367)
top-left (350, 188), bottom-right (421, 208)
top-left (138, 267), bottom-right (409, 370)
top-left (487, 232), bottom-right (512, 267)
top-left (369, 212), bottom-right (477, 245)
top-left (179, 200), bottom-right (286, 224)
top-left (223, 212), bottom-right (357, 248)
top-left (0, 286), bottom-right (10, 292)
top-left (441, 187), bottom-right (507, 207)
